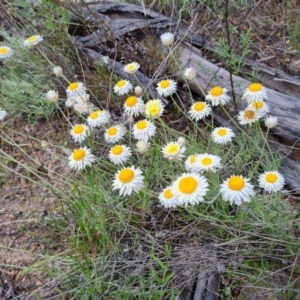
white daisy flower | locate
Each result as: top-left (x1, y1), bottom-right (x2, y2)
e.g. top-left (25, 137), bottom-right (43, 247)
top-left (65, 97), bottom-right (77, 108)
top-left (220, 175), bottom-right (255, 205)
top-left (159, 187), bottom-right (178, 208)
top-left (0, 46), bottom-right (13, 59)
top-left (162, 141), bottom-right (186, 161)
top-left (109, 144), bottom-right (132, 165)
top-left (104, 125), bottom-right (127, 144)
top-left (197, 154), bottom-right (222, 173)
top-left (87, 109), bottom-right (111, 127)
top-left (132, 119), bottom-right (156, 142)
top-left (189, 101), bottom-right (211, 121)
top-left (160, 32), bottom-right (174, 46)
top-left (123, 96), bottom-right (145, 117)
top-left (205, 86), bottom-right (230, 106)
top-left (68, 147), bottom-right (96, 170)
top-left (184, 67), bottom-right (196, 80)
top-left (70, 124), bottom-right (91, 143)
top-left (172, 173), bottom-right (209, 206)
top-left (0, 108), bottom-right (7, 121)
top-left (184, 154), bottom-right (199, 172)
top-left (247, 100), bottom-right (269, 117)
top-left (124, 62), bottom-right (140, 74)
top-left (113, 166), bottom-right (144, 196)
top-left (114, 79), bottom-right (133, 96)
top-left (258, 171), bottom-right (285, 193)
top-left (242, 82), bottom-right (267, 103)
top-left (136, 140), bottom-right (150, 154)
top-left (53, 66), bottom-right (63, 77)
top-left (156, 79), bottom-right (177, 97)
top-left (46, 90), bottom-right (59, 102)
top-left (145, 99), bottom-right (164, 119)
top-left (211, 127), bottom-right (235, 145)
top-left (237, 108), bottom-right (260, 125)
top-left (73, 102), bottom-right (95, 115)
top-left (66, 82), bottom-right (86, 97)
top-left (24, 35), bottom-right (43, 47)
top-left (264, 116), bottom-right (278, 128)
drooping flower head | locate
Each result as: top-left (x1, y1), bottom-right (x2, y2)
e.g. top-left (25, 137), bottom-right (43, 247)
top-left (145, 99), bottom-right (164, 119)
top-left (70, 124), bottom-right (91, 143)
top-left (113, 166), bottom-right (144, 196)
top-left (196, 154), bottom-right (222, 173)
top-left (123, 96), bottom-right (145, 117)
top-left (159, 187), bottom-right (178, 208)
top-left (136, 140), bottom-right (150, 154)
top-left (124, 62), bottom-right (140, 74)
top-left (220, 175), bottom-right (255, 205)
top-left (237, 108), bottom-right (260, 125)
top-left (68, 147), bottom-right (96, 170)
top-left (46, 90), bottom-right (59, 102)
top-left (242, 82), bottom-right (267, 103)
top-left (211, 127), bottom-right (235, 145)
top-left (258, 171), bottom-right (285, 193)
top-left (24, 35), bottom-right (43, 47)
top-left (132, 119), bottom-right (156, 142)
top-left (205, 86), bottom-right (230, 106)
top-left (184, 67), bottom-right (196, 80)
top-left (160, 32), bottom-right (174, 46)
top-left (172, 173), bottom-right (209, 206)
top-left (162, 141), bottom-right (186, 161)
top-left (109, 144), bottom-right (132, 165)
top-left (156, 79), bottom-right (177, 97)
top-left (114, 79), bottom-right (133, 96)
top-left (0, 46), bottom-right (13, 59)
top-left (189, 101), bottom-right (211, 121)
top-left (264, 116), bottom-right (278, 128)
top-left (104, 125), bottom-right (127, 144)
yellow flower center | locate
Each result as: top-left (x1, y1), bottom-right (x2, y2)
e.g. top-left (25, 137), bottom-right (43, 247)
top-left (107, 127), bottom-right (117, 136)
top-left (160, 80), bottom-right (170, 89)
top-left (147, 105), bottom-right (160, 116)
top-left (119, 169), bottom-right (134, 183)
top-left (136, 120), bottom-right (147, 130)
top-left (228, 176), bottom-right (245, 191)
top-left (244, 110), bottom-right (255, 119)
top-left (194, 102), bottom-right (205, 112)
top-left (201, 157), bottom-right (212, 166)
top-left (266, 173), bottom-right (278, 183)
top-left (126, 96), bottom-right (138, 107)
top-left (27, 35), bottom-right (37, 43)
top-left (217, 128), bottom-right (227, 136)
top-left (178, 177), bottom-right (198, 194)
top-left (190, 155), bottom-right (197, 163)
top-left (69, 82), bottom-right (79, 91)
top-left (127, 65), bottom-right (135, 70)
top-left (117, 80), bottom-right (126, 88)
top-left (210, 86), bottom-right (223, 97)
top-left (166, 144), bottom-right (179, 155)
top-left (0, 47), bottom-right (8, 54)
top-left (73, 124), bottom-right (84, 134)
top-left (251, 101), bottom-right (264, 109)
top-left (248, 83), bottom-right (263, 92)
top-left (72, 149), bottom-right (86, 161)
top-left (90, 110), bottom-right (102, 120)
top-left (112, 145), bottom-right (123, 155)
top-left (163, 188), bottom-right (173, 200)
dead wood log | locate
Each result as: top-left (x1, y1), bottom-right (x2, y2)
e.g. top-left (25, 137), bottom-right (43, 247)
top-left (68, 1), bottom-right (300, 191)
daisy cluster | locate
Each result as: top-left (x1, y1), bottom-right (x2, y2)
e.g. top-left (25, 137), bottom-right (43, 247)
top-left (62, 32), bottom-right (285, 210)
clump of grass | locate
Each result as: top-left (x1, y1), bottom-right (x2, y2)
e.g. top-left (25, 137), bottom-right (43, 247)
top-left (0, 1), bottom-right (299, 299)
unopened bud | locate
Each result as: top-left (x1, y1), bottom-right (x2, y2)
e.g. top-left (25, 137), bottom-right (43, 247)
top-left (177, 137), bottom-right (186, 147)
top-left (135, 86), bottom-right (143, 96)
top-left (53, 66), bottom-right (63, 77)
